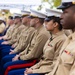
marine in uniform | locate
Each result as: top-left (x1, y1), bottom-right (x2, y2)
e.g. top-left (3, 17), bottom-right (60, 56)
top-left (3, 16), bottom-right (14, 36)
top-left (0, 16), bottom-right (14, 60)
top-left (1, 9), bottom-right (50, 75)
top-left (45, 0), bottom-right (75, 75)
top-left (0, 16), bottom-right (14, 41)
top-left (0, 15), bottom-right (15, 51)
top-left (0, 17), bottom-right (6, 36)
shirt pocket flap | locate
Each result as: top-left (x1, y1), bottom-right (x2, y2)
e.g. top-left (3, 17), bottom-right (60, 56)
top-left (61, 52), bottom-right (74, 64)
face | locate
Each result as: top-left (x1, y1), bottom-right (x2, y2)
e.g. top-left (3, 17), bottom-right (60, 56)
top-left (30, 18), bottom-right (37, 27)
top-left (45, 20), bottom-right (55, 31)
top-left (22, 17), bottom-right (29, 25)
top-left (7, 19), bottom-right (14, 25)
top-left (60, 7), bottom-right (75, 29)
top-left (14, 18), bottom-right (20, 24)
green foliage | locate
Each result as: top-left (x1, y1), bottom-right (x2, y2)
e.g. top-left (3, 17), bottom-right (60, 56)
top-left (54, 0), bottom-right (61, 7)
top-left (37, 0), bottom-right (61, 10)
top-left (37, 5), bottom-right (43, 10)
top-left (41, 0), bottom-right (49, 2)
top-left (41, 0), bottom-right (61, 8)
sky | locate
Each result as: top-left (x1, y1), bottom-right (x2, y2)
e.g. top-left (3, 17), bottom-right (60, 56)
top-left (0, 0), bottom-right (41, 5)
top-left (0, 0), bottom-right (41, 13)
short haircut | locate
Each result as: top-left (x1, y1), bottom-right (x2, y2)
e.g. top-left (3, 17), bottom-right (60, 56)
top-left (38, 18), bottom-right (44, 24)
top-left (8, 16), bottom-right (13, 20)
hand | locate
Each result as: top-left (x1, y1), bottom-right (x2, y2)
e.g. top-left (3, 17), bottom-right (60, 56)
top-left (0, 37), bottom-right (3, 40)
top-left (24, 69), bottom-right (27, 75)
top-left (24, 72), bottom-right (28, 75)
top-left (9, 49), bottom-right (15, 54)
top-left (25, 68), bottom-right (33, 74)
top-left (12, 55), bottom-right (19, 61)
top-left (3, 36), bottom-right (7, 40)
top-left (12, 44), bottom-right (16, 48)
top-left (24, 68), bottom-right (29, 75)
top-left (1, 41), bottom-right (8, 45)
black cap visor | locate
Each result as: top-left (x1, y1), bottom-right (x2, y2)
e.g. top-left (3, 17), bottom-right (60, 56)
top-left (14, 16), bottom-right (21, 19)
top-left (27, 15), bottom-right (38, 19)
top-left (57, 2), bottom-right (73, 9)
top-left (44, 16), bottom-right (54, 22)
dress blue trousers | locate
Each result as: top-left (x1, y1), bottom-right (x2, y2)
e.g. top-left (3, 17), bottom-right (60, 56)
top-left (8, 68), bottom-right (44, 75)
top-left (1, 54), bottom-right (37, 75)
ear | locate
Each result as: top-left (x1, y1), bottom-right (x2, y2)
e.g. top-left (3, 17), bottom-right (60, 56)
top-left (74, 13), bottom-right (75, 20)
top-left (35, 18), bottom-right (39, 23)
top-left (53, 22), bottom-right (58, 28)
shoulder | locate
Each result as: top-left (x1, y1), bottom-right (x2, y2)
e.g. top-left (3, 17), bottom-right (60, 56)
top-left (29, 27), bottom-right (35, 31)
top-left (19, 25), bottom-right (25, 29)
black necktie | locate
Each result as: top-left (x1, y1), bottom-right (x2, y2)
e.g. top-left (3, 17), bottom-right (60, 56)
top-left (50, 32), bottom-right (53, 41)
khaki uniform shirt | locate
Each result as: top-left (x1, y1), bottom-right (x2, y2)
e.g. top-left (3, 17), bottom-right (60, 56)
top-left (63, 29), bottom-right (72, 36)
top-left (4, 24), bottom-right (15, 40)
top-left (13, 26), bottom-right (35, 53)
top-left (7, 24), bottom-right (25, 45)
top-left (12, 25), bottom-right (28, 47)
top-left (20, 25), bottom-right (50, 60)
top-left (30, 31), bottom-right (67, 74)
top-left (0, 23), bottom-right (5, 33)
top-left (48, 32), bottom-right (75, 75)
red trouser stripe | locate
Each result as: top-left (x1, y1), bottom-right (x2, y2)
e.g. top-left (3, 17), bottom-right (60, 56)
top-left (4, 60), bottom-right (37, 75)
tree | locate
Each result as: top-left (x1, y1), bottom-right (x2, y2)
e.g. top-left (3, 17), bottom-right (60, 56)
top-left (37, 0), bottom-right (61, 10)
top-left (54, 0), bottom-right (61, 7)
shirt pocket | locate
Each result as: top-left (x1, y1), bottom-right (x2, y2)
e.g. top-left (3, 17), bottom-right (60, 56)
top-left (60, 51), bottom-right (74, 64)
